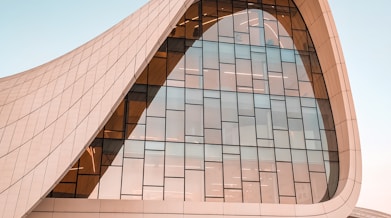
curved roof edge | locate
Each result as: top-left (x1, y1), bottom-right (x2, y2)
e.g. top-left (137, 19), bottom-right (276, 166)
top-left (350, 207), bottom-right (391, 218)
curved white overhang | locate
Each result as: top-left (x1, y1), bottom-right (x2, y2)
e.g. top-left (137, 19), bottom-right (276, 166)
top-left (0, 0), bottom-right (361, 217)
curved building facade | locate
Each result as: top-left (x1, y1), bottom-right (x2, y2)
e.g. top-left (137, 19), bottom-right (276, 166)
top-left (0, 0), bottom-right (361, 217)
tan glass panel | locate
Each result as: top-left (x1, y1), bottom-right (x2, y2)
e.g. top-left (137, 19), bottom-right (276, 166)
top-left (205, 162), bottom-right (224, 197)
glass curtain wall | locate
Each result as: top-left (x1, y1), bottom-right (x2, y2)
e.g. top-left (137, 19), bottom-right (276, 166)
top-left (49, 0), bottom-right (339, 204)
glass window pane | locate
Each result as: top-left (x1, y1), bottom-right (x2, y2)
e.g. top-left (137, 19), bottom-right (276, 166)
top-left (144, 150), bottom-right (164, 186)
top-left (243, 182), bottom-right (261, 203)
top-left (221, 91), bottom-right (238, 121)
top-left (269, 72), bottom-right (284, 95)
top-left (186, 74), bottom-right (203, 89)
top-left (276, 162), bottom-right (295, 196)
top-left (255, 108), bottom-right (273, 139)
top-left (264, 20), bottom-right (279, 47)
top-left (306, 139), bottom-right (322, 150)
top-left (166, 110), bottom-right (184, 142)
top-left (218, 14), bottom-right (234, 37)
top-left (299, 81), bottom-right (315, 97)
top-left (205, 144), bottom-right (222, 162)
top-left (203, 41), bottom-right (219, 69)
top-left (165, 142), bottom-right (184, 177)
top-left (291, 149), bottom-right (310, 182)
top-left (235, 44), bottom-right (251, 59)
top-left (185, 143), bottom-right (204, 170)
top-left (186, 88), bottom-right (203, 104)
top-left (295, 183), bottom-right (312, 204)
top-left (224, 189), bottom-right (243, 202)
top-left (275, 148), bottom-right (291, 161)
top-left (271, 100), bottom-right (288, 130)
top-left (146, 117), bottom-right (165, 141)
top-left (167, 87), bottom-right (184, 110)
top-left (127, 88), bottom-right (147, 124)
top-left (204, 69), bottom-right (220, 90)
top-left (223, 145), bottom-right (240, 154)
top-left (236, 59), bottom-right (252, 87)
top-left (310, 172), bottom-right (329, 202)
top-left (148, 57), bottom-right (167, 85)
top-left (205, 162), bottom-right (223, 197)
top-left (143, 186), bottom-right (163, 200)
top-left (76, 175), bottom-right (99, 198)
top-left (286, 97), bottom-right (301, 118)
top-left (235, 31), bottom-right (250, 45)
top-left (145, 141), bottom-right (164, 150)
top-left (258, 148), bottom-right (276, 172)
top-left (204, 98), bottom-right (221, 128)
top-left (220, 63), bottom-right (237, 91)
top-left (203, 16), bottom-right (219, 41)
top-left (321, 130), bottom-right (338, 151)
top-left (282, 62), bottom-right (299, 90)
top-left (317, 99), bottom-right (335, 130)
top-left (260, 172), bottom-right (278, 203)
top-left (266, 48), bottom-right (282, 72)
top-left (248, 9), bottom-right (263, 27)
top-left (203, 128), bottom-right (221, 145)
top-left (250, 27), bottom-right (265, 46)
top-left (274, 130), bottom-right (289, 148)
top-left (223, 154), bottom-right (242, 188)
top-left (288, 119), bottom-right (305, 149)
top-left (186, 104), bottom-right (204, 136)
top-left (98, 166), bottom-right (121, 199)
top-left (313, 74), bottom-right (328, 99)
top-left (308, 150), bottom-right (325, 172)
top-left (296, 54), bottom-right (311, 81)
top-left (233, 8), bottom-right (249, 32)
top-left (293, 30), bottom-right (308, 51)
top-left (280, 196), bottom-right (296, 204)
top-left (185, 170), bottom-right (205, 201)
top-left (124, 140), bottom-right (144, 158)
top-left (126, 124), bottom-right (145, 140)
top-left (147, 86), bottom-right (166, 117)
top-left (281, 49), bottom-right (295, 62)
top-left (222, 122), bottom-right (239, 145)
top-left (167, 52), bottom-right (185, 81)
top-left (238, 93), bottom-right (254, 116)
top-left (164, 178), bottom-right (184, 201)
top-left (219, 42), bottom-right (235, 63)
top-left (239, 116), bottom-right (257, 146)
top-left (122, 158), bottom-right (143, 195)
top-left (302, 107), bottom-right (320, 139)
top-left (251, 52), bottom-right (267, 79)
top-left (186, 47), bottom-right (203, 75)
top-left (241, 147), bottom-right (259, 181)
top-left (254, 94), bottom-right (270, 108)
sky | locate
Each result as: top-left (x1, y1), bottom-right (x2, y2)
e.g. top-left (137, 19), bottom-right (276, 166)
top-left (0, 0), bottom-right (390, 215)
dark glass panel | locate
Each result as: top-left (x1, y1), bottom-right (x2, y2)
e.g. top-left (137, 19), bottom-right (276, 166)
top-left (76, 175), bottom-right (99, 198)
top-left (203, 0), bottom-right (218, 17)
top-left (317, 99), bottom-right (335, 130)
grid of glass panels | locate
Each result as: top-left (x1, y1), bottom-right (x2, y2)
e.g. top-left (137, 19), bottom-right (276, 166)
top-left (49, 0), bottom-right (339, 204)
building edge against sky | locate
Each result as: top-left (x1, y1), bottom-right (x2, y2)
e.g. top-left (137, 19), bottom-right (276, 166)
top-left (0, 0), bottom-right (361, 217)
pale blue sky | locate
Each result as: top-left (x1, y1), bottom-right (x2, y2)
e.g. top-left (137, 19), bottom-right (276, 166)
top-left (0, 0), bottom-right (390, 214)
